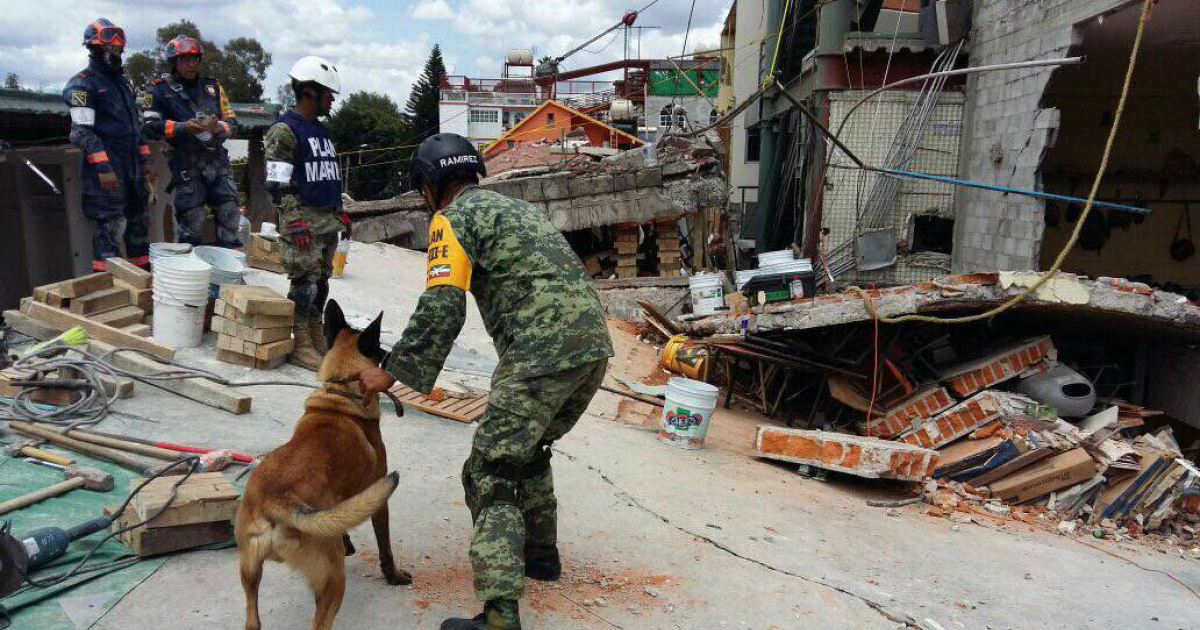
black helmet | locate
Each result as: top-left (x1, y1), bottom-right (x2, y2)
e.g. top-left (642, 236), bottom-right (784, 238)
top-left (410, 133), bottom-right (486, 191)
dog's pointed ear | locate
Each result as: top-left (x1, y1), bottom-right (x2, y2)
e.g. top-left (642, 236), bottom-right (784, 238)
top-left (357, 311), bottom-right (384, 362)
top-left (324, 299), bottom-right (348, 345)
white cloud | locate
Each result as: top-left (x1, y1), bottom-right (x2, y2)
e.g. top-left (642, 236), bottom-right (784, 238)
top-left (411, 0), bottom-right (455, 21)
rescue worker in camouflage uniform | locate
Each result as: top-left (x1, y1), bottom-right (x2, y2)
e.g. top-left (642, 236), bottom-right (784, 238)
top-left (143, 35), bottom-right (242, 249)
top-left (359, 133), bottom-right (614, 630)
top-left (264, 56), bottom-right (350, 370)
top-left (64, 18), bottom-right (154, 271)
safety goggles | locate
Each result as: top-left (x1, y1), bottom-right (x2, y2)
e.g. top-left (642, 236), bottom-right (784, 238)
top-left (89, 25), bottom-right (126, 48)
top-left (173, 40), bottom-right (202, 56)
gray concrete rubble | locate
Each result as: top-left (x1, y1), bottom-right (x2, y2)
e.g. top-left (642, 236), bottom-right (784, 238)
top-left (594, 276), bottom-right (690, 322)
top-left (681, 270), bottom-right (1200, 340)
top-left (344, 140), bottom-right (727, 237)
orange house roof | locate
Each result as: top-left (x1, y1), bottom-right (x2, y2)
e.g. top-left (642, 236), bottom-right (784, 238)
top-left (482, 99), bottom-right (644, 158)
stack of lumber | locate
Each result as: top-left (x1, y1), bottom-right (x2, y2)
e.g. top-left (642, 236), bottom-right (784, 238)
top-left (615, 224), bottom-right (639, 279)
top-left (23, 268), bottom-right (159, 350)
top-left (247, 233), bottom-right (284, 273)
top-left (213, 285), bottom-right (294, 369)
top-left (106, 472), bottom-right (240, 557)
top-left (655, 218), bottom-right (681, 277)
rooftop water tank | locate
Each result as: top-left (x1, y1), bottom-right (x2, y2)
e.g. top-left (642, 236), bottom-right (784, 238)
top-left (506, 49), bottom-right (533, 65)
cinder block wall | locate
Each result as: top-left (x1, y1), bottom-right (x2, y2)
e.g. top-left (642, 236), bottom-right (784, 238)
top-left (953, 0), bottom-right (1130, 272)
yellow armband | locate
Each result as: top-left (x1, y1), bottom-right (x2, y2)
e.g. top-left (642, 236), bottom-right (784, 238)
top-left (426, 212), bottom-right (472, 290)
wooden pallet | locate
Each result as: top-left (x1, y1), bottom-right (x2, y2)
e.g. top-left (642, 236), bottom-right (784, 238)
top-left (388, 385), bottom-right (489, 423)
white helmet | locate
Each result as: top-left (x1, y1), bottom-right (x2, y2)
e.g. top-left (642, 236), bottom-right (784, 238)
top-left (289, 55), bottom-right (341, 93)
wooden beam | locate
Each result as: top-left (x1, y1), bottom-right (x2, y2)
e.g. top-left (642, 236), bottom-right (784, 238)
top-left (57, 272), bottom-right (113, 298)
top-left (90, 339), bottom-right (252, 415)
top-left (90, 305), bottom-right (144, 327)
top-left (4, 308), bottom-right (62, 341)
top-left (105, 257), bottom-right (152, 289)
top-left (25, 301), bottom-right (175, 361)
top-left (69, 286), bottom-right (131, 315)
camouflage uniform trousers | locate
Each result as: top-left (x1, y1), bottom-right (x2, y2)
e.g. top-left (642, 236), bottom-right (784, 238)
top-left (280, 227), bottom-right (338, 316)
top-left (462, 357), bottom-right (608, 603)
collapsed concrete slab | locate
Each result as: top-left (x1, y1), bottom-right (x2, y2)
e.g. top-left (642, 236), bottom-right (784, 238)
top-left (863, 385), bottom-right (956, 439)
top-left (754, 425), bottom-right (939, 481)
top-left (940, 336), bottom-right (1056, 397)
top-left (897, 390), bottom-right (1032, 451)
top-left (681, 272), bottom-right (1200, 342)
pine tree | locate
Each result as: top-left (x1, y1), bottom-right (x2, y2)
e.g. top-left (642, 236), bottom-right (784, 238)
top-left (3, 73), bottom-right (20, 90)
top-left (404, 45), bottom-right (446, 142)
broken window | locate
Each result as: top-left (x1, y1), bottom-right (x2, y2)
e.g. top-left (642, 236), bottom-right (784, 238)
top-left (660, 105), bottom-right (674, 128)
top-left (746, 127), bottom-right (762, 163)
top-left (546, 112), bottom-right (555, 127)
top-left (911, 215), bottom-right (955, 254)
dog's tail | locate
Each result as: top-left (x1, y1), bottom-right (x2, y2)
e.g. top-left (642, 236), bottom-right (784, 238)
top-left (267, 472), bottom-right (400, 538)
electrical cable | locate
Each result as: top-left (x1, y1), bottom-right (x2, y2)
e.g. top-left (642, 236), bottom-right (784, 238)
top-left (2, 456), bottom-right (200, 594)
top-left (847, 0), bottom-right (1154, 326)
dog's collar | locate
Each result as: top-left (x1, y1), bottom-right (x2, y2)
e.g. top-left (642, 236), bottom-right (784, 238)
top-left (320, 378), bottom-right (366, 403)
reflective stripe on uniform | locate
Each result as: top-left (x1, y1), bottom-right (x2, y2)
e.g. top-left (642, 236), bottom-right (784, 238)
top-left (138, 144), bottom-right (151, 156)
top-left (87, 151), bottom-right (109, 164)
top-left (266, 161), bottom-right (293, 183)
top-left (165, 120), bottom-right (176, 138)
top-left (92, 259), bottom-right (108, 271)
top-left (69, 107), bottom-right (96, 126)
top-left (128, 255), bottom-right (150, 267)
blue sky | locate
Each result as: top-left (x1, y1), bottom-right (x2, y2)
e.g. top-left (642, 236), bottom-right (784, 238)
top-left (2, 0), bottom-right (730, 107)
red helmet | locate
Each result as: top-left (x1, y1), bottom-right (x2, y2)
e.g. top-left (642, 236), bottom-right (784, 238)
top-left (166, 35), bottom-right (203, 61)
top-left (83, 18), bottom-right (126, 50)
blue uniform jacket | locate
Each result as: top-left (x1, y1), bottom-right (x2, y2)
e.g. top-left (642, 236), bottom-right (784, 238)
top-left (63, 58), bottom-right (150, 210)
top-left (144, 74), bottom-right (237, 171)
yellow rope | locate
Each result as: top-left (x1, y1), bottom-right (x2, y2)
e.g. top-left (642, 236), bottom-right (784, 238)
top-left (849, 0), bottom-right (1153, 325)
top-left (762, 0), bottom-right (795, 89)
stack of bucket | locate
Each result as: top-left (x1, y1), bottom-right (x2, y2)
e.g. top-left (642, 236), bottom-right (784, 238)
top-left (735, 249), bottom-right (816, 298)
top-left (149, 242), bottom-right (192, 265)
top-left (192, 246), bottom-right (246, 286)
top-left (152, 256), bottom-right (212, 348)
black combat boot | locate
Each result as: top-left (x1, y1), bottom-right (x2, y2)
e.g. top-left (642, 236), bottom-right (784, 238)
top-left (524, 546), bottom-right (561, 581)
top-left (440, 600), bottom-right (521, 630)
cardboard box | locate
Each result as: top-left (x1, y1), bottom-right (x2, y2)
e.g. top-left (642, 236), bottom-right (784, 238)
top-left (987, 447), bottom-right (1096, 503)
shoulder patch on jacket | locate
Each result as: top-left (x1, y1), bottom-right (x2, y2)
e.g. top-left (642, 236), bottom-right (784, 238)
top-left (426, 212), bottom-right (472, 291)
top-left (69, 89), bottom-right (89, 107)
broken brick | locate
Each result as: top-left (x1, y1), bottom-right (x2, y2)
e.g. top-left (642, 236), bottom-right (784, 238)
top-left (862, 385), bottom-right (955, 438)
top-left (942, 336), bottom-right (1057, 397)
top-left (898, 391), bottom-right (1030, 451)
top-left (754, 426), bottom-right (939, 481)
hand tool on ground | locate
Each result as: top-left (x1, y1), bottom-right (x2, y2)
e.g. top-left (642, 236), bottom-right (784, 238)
top-left (70, 428), bottom-right (255, 464)
top-left (7, 421), bottom-right (168, 476)
top-left (63, 430), bottom-right (184, 461)
top-left (3, 439), bottom-right (75, 467)
top-left (0, 517), bottom-right (113, 598)
top-left (0, 464), bottom-right (113, 516)
top-left (7, 378), bottom-right (92, 391)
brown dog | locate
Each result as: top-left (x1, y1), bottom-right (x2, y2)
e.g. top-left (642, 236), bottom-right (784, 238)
top-left (236, 300), bottom-right (411, 630)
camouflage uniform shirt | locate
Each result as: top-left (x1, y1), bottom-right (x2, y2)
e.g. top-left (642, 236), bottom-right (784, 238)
top-left (385, 185), bottom-right (613, 392)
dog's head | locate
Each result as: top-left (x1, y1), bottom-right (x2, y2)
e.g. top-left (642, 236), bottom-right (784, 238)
top-left (319, 299), bottom-right (385, 383)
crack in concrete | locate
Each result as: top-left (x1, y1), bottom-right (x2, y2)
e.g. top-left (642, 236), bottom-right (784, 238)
top-left (556, 448), bottom-right (918, 628)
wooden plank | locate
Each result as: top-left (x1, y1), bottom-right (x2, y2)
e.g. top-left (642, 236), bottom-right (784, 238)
top-left (26, 301), bottom-right (176, 361)
top-left (105, 257), bottom-right (152, 289)
top-left (91, 305), bottom-right (145, 327)
top-left (90, 339), bottom-right (251, 414)
top-left (215, 300), bottom-right (293, 328)
top-left (3, 309), bottom-right (62, 341)
top-left (111, 513), bottom-right (233, 557)
top-left (219, 285), bottom-right (294, 317)
top-left (114, 278), bottom-right (153, 311)
top-left (253, 338), bottom-right (293, 361)
top-left (69, 286), bottom-right (131, 315)
top-left (247, 256), bottom-right (286, 274)
top-left (216, 348), bottom-right (286, 370)
top-left (120, 323), bottom-right (152, 338)
top-left (129, 472), bottom-right (240, 529)
top-left (57, 272), bottom-right (113, 298)
top-left (388, 384), bottom-right (488, 423)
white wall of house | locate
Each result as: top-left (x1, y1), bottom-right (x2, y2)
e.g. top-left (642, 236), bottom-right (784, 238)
top-left (466, 107), bottom-right (504, 142)
top-left (439, 102), bottom-right (469, 138)
top-left (727, 0), bottom-right (767, 210)
top-left (644, 95), bottom-right (719, 142)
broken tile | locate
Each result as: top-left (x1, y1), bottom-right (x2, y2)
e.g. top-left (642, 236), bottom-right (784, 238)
top-left (941, 336), bottom-right (1057, 397)
top-left (754, 426), bottom-right (939, 481)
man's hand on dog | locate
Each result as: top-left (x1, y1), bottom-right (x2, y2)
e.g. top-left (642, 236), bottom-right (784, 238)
top-left (358, 366), bottom-right (396, 397)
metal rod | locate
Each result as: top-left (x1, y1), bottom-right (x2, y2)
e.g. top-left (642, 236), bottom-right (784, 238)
top-left (773, 80), bottom-right (867, 169)
top-left (875, 168), bottom-right (1152, 214)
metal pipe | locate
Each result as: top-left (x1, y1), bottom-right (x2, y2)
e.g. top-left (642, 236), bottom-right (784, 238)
top-left (874, 168), bottom-right (1153, 214)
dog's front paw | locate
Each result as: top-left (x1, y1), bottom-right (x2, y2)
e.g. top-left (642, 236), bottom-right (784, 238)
top-left (382, 564), bottom-right (413, 586)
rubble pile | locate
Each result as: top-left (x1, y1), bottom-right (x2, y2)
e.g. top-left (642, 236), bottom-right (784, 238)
top-left (753, 332), bottom-right (1200, 544)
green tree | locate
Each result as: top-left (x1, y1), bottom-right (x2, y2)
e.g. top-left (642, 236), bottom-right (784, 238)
top-left (403, 45), bottom-right (446, 141)
top-left (274, 83), bottom-right (296, 108)
top-left (329, 91), bottom-right (410, 201)
top-left (4, 73), bottom-right (21, 89)
top-left (124, 20), bottom-right (271, 101)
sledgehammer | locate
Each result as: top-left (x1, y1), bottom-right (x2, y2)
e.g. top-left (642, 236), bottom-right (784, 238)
top-left (0, 464), bottom-right (113, 515)
top-left (7, 421), bottom-right (167, 477)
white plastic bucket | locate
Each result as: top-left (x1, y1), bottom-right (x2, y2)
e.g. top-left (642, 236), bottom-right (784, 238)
top-left (758, 249), bottom-right (795, 267)
top-left (153, 256), bottom-right (211, 306)
top-left (149, 242), bottom-right (192, 264)
top-left (688, 272), bottom-right (725, 315)
top-left (658, 377), bottom-right (720, 449)
top-left (735, 269), bottom-right (759, 291)
top-left (191, 246), bottom-right (245, 285)
top-left (152, 295), bottom-right (207, 348)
